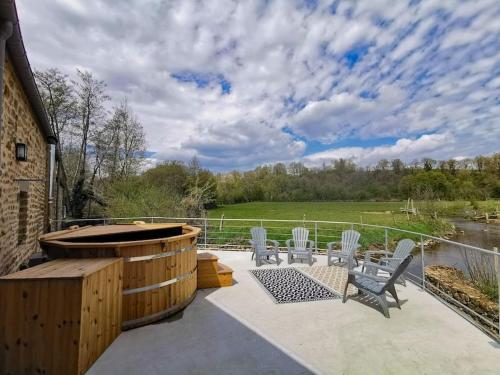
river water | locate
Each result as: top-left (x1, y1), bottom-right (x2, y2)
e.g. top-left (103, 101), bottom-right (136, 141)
top-left (409, 218), bottom-right (500, 278)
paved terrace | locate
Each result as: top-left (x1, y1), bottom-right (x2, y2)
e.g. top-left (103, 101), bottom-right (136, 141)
top-left (89, 251), bottom-right (500, 375)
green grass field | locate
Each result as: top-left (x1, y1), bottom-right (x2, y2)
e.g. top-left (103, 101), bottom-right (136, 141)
top-left (209, 200), bottom-right (498, 221)
top-left (205, 201), bottom-right (458, 249)
top-left (204, 200), bottom-right (498, 250)
top-left (210, 201), bottom-right (409, 224)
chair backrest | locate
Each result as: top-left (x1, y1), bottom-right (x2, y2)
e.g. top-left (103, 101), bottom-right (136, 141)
top-left (341, 230), bottom-right (361, 255)
top-left (250, 227), bottom-right (267, 252)
top-left (292, 227), bottom-right (309, 251)
top-left (389, 239), bottom-right (416, 268)
top-left (382, 255), bottom-right (413, 293)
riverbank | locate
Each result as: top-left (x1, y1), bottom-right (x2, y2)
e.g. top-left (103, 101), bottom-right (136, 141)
top-left (409, 218), bottom-right (499, 276)
top-left (430, 200), bottom-right (499, 220)
top-left (425, 265), bottom-right (499, 337)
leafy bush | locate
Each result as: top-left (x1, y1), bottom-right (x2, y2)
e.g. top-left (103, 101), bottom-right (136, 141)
top-left (462, 248), bottom-right (499, 301)
top-left (470, 199), bottom-right (480, 210)
top-left (104, 177), bottom-right (184, 218)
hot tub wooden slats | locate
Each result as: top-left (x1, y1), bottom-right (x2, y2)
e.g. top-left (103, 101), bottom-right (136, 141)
top-left (119, 234), bottom-right (198, 329)
top-left (121, 239), bottom-right (197, 327)
top-left (39, 224), bottom-right (200, 330)
top-left (121, 237), bottom-right (194, 289)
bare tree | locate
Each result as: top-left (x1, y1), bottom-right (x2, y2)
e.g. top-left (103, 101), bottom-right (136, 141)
top-left (423, 158), bottom-right (436, 171)
top-left (181, 178), bottom-right (216, 217)
top-left (376, 158), bottom-right (390, 171)
top-left (71, 70), bottom-right (109, 218)
top-left (34, 69), bottom-right (78, 202)
top-left (34, 69), bottom-right (77, 147)
top-left (121, 112), bottom-right (146, 177)
top-left (391, 158), bottom-right (405, 174)
top-left (85, 123), bottom-right (114, 216)
top-left (103, 100), bottom-right (146, 180)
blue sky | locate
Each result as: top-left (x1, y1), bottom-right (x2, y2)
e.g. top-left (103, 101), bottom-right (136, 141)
top-left (18, 0), bottom-right (500, 171)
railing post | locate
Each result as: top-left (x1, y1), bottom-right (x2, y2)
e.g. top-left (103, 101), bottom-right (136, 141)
top-left (204, 218), bottom-right (208, 249)
top-left (151, 217), bottom-right (154, 223)
top-left (314, 221), bottom-right (318, 254)
top-left (384, 228), bottom-right (388, 251)
top-left (420, 234), bottom-right (425, 291)
top-left (494, 247), bottom-right (499, 336)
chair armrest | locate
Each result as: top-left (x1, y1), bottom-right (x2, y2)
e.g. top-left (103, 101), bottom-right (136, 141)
top-left (308, 240), bottom-right (315, 250)
top-left (364, 250), bottom-right (393, 262)
top-left (363, 262), bottom-right (396, 273)
top-left (380, 256), bottom-right (406, 262)
top-left (326, 242), bottom-right (337, 251)
top-left (365, 250), bottom-right (392, 256)
top-left (286, 239), bottom-right (292, 251)
top-left (268, 239), bottom-right (279, 248)
top-left (249, 240), bottom-right (255, 248)
top-left (348, 270), bottom-right (388, 283)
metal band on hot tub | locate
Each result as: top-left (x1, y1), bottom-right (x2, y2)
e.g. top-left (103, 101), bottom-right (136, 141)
top-left (122, 244), bottom-right (196, 262)
top-left (122, 266), bottom-right (197, 295)
top-left (122, 291), bottom-right (197, 330)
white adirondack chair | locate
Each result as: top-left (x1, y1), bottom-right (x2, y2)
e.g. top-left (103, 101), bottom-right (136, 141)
top-left (343, 255), bottom-right (414, 318)
top-left (286, 227), bottom-right (314, 266)
top-left (326, 230), bottom-right (360, 268)
top-left (362, 238), bottom-right (415, 285)
top-left (249, 227), bottom-right (280, 266)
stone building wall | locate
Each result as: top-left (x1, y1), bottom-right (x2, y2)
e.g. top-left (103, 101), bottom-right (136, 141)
top-left (0, 54), bottom-right (49, 275)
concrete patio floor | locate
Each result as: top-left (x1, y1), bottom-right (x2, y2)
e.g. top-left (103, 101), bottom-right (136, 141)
top-left (89, 251), bottom-right (500, 375)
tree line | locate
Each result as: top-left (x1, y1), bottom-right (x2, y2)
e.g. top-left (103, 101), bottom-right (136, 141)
top-left (215, 155), bottom-right (500, 204)
top-left (102, 153), bottom-right (499, 219)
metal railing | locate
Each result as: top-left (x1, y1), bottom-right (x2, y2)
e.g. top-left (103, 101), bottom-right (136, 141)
top-left (52, 216), bottom-right (500, 340)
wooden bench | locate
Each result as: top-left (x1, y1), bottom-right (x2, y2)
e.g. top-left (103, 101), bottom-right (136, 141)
top-left (0, 258), bottom-right (123, 375)
top-left (197, 252), bottom-right (233, 288)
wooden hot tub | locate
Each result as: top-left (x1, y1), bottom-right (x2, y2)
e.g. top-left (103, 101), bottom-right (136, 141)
top-left (39, 223), bottom-right (200, 329)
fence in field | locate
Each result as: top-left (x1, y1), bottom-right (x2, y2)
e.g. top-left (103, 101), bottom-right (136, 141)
top-left (53, 216), bottom-right (499, 341)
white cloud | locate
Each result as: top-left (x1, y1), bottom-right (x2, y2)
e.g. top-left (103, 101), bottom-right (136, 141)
top-left (16, 0), bottom-right (500, 170)
top-left (290, 84), bottom-right (407, 142)
top-left (304, 133), bottom-right (454, 167)
top-left (176, 120), bottom-right (306, 170)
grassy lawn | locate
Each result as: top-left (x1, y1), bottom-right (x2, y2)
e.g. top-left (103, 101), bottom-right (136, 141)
top-left (205, 201), bottom-right (458, 250)
top-left (204, 200), bottom-right (498, 250)
top-left (210, 201), bottom-right (408, 224)
top-left (209, 200), bottom-right (499, 221)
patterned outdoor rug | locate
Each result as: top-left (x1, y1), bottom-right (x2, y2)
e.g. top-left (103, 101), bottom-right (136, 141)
top-left (249, 267), bottom-right (339, 304)
top-left (299, 266), bottom-right (358, 296)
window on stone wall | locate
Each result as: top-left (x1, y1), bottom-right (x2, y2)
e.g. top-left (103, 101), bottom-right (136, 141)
top-left (18, 191), bottom-right (28, 245)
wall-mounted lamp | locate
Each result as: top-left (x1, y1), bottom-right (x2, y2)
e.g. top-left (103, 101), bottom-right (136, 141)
top-left (16, 143), bottom-right (27, 161)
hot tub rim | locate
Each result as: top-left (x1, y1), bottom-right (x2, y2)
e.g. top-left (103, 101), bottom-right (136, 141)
top-left (39, 224), bottom-right (201, 249)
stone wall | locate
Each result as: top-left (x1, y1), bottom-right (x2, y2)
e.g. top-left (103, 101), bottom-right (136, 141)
top-left (0, 54), bottom-right (49, 275)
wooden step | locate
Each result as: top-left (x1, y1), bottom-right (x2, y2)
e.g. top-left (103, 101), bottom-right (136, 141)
top-left (217, 263), bottom-right (233, 275)
top-left (197, 252), bottom-right (219, 262)
top-left (197, 252), bottom-right (233, 289)
top-left (197, 253), bottom-right (220, 276)
top-left (213, 263), bottom-right (233, 287)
